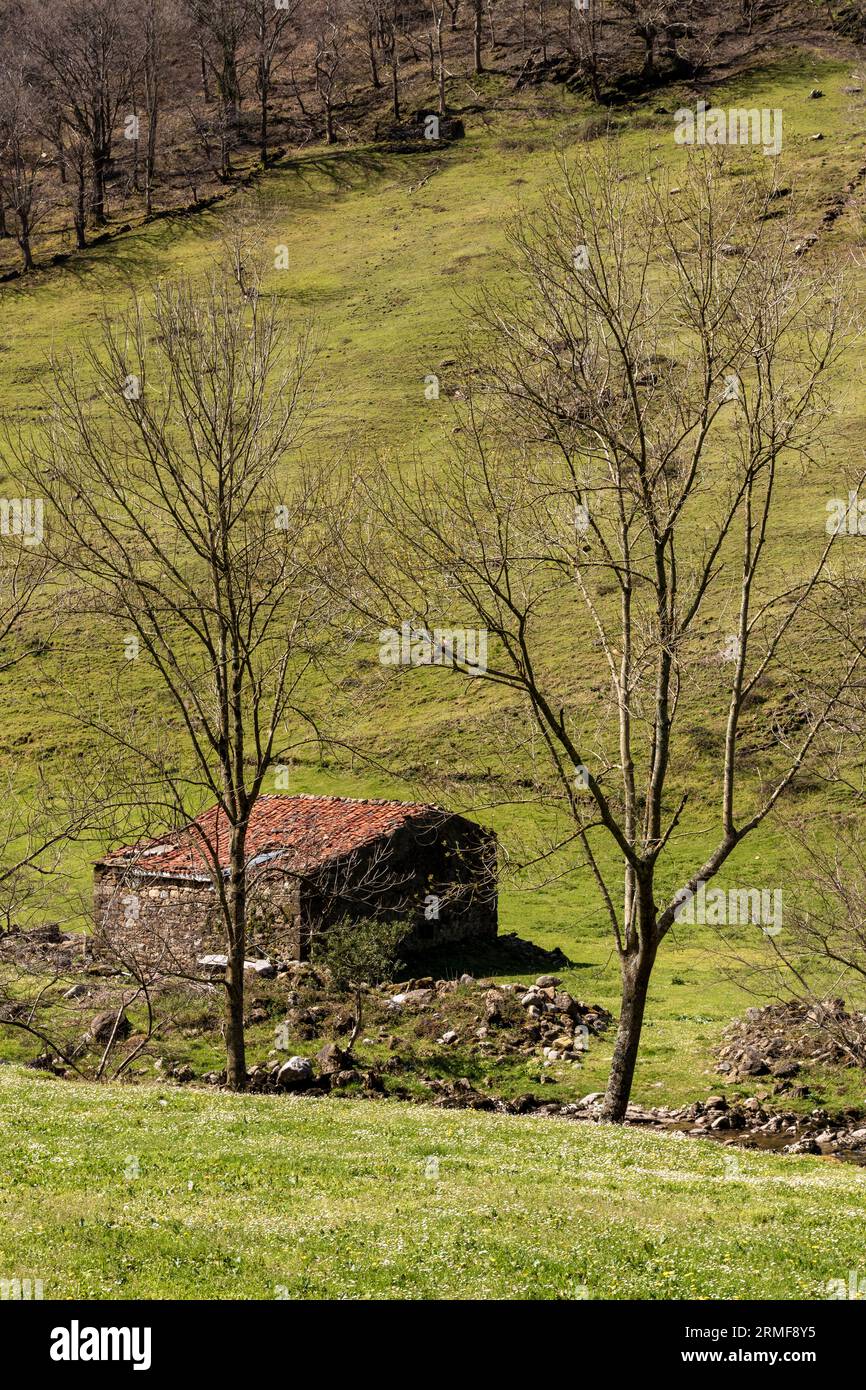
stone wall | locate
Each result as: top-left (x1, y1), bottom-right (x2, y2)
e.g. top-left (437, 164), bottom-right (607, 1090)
top-left (93, 867), bottom-right (303, 967)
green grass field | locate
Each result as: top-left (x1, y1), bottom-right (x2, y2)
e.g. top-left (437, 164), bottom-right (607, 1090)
top-left (2, 51), bottom-right (866, 1299)
top-left (2, 1067), bottom-right (864, 1300)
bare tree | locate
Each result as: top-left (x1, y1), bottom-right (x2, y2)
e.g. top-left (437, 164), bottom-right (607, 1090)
top-left (142, 0), bottom-right (164, 216)
top-left (473, 0), bottom-right (484, 73)
top-left (254, 0), bottom-right (299, 165)
top-left (186, 0), bottom-right (252, 159)
top-left (31, 0), bottom-right (132, 226)
top-left (0, 894), bottom-right (161, 1083)
top-left (356, 0), bottom-right (385, 90)
top-left (0, 66), bottom-right (47, 272)
top-left (573, 0), bottom-right (604, 100)
top-left (312, 915), bottom-right (405, 1049)
top-left (0, 528), bottom-right (52, 675)
top-left (313, 4), bottom-right (348, 146)
top-left (382, 0), bottom-right (402, 121)
top-left (429, 1), bottom-right (448, 116)
top-left (326, 147), bottom-right (861, 1121)
top-left (536, 0), bottom-right (550, 62)
top-left (8, 266), bottom-right (334, 1091)
top-left (736, 815), bottom-right (866, 1068)
top-left (614, 0), bottom-right (669, 80)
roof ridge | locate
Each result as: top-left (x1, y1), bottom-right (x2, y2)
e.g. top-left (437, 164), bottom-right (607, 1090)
top-left (257, 792), bottom-right (433, 809)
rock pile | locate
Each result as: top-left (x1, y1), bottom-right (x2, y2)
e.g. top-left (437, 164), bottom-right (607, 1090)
top-left (200, 973), bottom-right (611, 1094)
top-left (0, 925), bottom-right (92, 973)
top-left (384, 973), bottom-right (610, 1064)
top-left (714, 999), bottom-right (866, 1081)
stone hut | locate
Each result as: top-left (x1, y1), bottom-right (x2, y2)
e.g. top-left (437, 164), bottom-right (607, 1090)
top-left (93, 794), bottom-right (497, 966)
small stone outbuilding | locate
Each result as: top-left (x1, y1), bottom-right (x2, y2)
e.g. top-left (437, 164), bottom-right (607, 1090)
top-left (93, 794), bottom-right (497, 966)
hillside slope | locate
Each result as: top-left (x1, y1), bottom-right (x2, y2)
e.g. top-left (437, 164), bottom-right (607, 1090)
top-left (2, 54), bottom-right (866, 1110)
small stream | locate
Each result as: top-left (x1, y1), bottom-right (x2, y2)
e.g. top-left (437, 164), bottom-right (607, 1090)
top-left (645, 1116), bottom-right (866, 1165)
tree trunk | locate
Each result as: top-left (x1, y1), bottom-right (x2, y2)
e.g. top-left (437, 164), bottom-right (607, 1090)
top-left (55, 128), bottom-right (67, 184)
top-left (221, 51), bottom-right (241, 131)
top-left (259, 81), bottom-right (269, 164)
top-left (488, 0), bottom-right (497, 46)
top-left (224, 830), bottom-right (247, 1090)
top-left (348, 986), bottom-right (363, 1050)
top-left (224, 941), bottom-right (247, 1090)
top-left (145, 90), bottom-right (158, 215)
top-left (74, 169), bottom-right (87, 248)
top-left (18, 224), bottom-right (34, 272)
top-left (91, 141), bottom-right (109, 225)
top-left (436, 18), bottom-right (446, 115)
top-left (601, 934), bottom-right (656, 1122)
top-left (473, 0), bottom-right (483, 72)
top-left (131, 106), bottom-right (141, 194)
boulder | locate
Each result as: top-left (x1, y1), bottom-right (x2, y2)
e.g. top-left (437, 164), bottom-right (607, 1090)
top-left (331, 1068), bottom-right (362, 1088)
top-left (389, 988), bottom-right (434, 1008)
top-left (277, 1055), bottom-right (314, 1089)
top-left (198, 954), bottom-right (228, 971)
top-left (89, 1010), bottom-right (131, 1044)
top-left (197, 954), bottom-right (274, 976)
top-left (737, 1050), bottom-right (770, 1077)
top-left (317, 1042), bottom-right (351, 1075)
top-left (245, 959), bottom-right (276, 978)
top-left (784, 1138), bottom-right (821, 1155)
top-left (484, 990), bottom-right (507, 1026)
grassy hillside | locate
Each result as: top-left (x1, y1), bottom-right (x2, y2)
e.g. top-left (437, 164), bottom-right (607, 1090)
top-left (2, 1066), bottom-right (865, 1300)
top-left (2, 56), bottom-right (866, 1115)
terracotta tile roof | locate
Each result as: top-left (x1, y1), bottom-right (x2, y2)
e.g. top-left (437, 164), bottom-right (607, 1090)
top-left (96, 794), bottom-right (445, 881)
